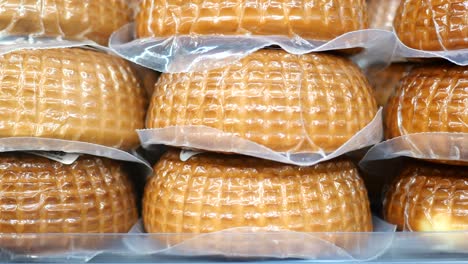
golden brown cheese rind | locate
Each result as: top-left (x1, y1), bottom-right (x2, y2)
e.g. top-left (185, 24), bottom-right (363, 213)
top-left (146, 50), bottom-right (377, 153)
top-left (394, 0), bottom-right (468, 50)
top-left (0, 0), bottom-right (131, 46)
top-left (137, 0), bottom-right (368, 40)
top-left (0, 48), bottom-right (147, 150)
top-left (384, 162), bottom-right (468, 231)
top-left (0, 153), bottom-right (138, 233)
top-left (143, 149), bottom-right (372, 234)
top-left (385, 64), bottom-right (467, 137)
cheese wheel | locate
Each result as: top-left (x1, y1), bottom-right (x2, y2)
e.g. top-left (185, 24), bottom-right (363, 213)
top-left (143, 149), bottom-right (372, 235)
top-left (0, 153), bottom-right (138, 233)
top-left (386, 64), bottom-right (467, 137)
top-left (143, 150), bottom-right (372, 237)
top-left (394, 0), bottom-right (468, 50)
top-left (384, 161), bottom-right (468, 231)
top-left (0, 153), bottom-right (138, 252)
top-left (0, 0), bottom-right (131, 46)
top-left (367, 0), bottom-right (400, 30)
top-left (137, 0), bottom-right (369, 41)
top-left (147, 50), bottom-right (378, 154)
top-left (0, 48), bottom-right (147, 150)
top-left (366, 63), bottom-right (413, 106)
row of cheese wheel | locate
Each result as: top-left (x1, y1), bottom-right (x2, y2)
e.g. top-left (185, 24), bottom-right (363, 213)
top-left (0, 48), bottom-right (464, 155)
top-left (0, 150), bottom-right (465, 235)
top-left (0, 0), bottom-right (464, 51)
top-left (0, 46), bottom-right (465, 235)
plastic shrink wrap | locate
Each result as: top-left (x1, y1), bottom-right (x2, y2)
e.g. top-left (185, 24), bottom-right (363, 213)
top-left (361, 63), bottom-right (467, 166)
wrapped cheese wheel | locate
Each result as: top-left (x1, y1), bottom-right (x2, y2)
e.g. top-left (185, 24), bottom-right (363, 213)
top-left (366, 63), bottom-right (413, 106)
top-left (384, 161), bottom-right (468, 231)
top-left (0, 48), bottom-right (147, 150)
top-left (147, 50), bottom-right (378, 154)
top-left (143, 149), bottom-right (373, 235)
top-left (0, 0), bottom-right (131, 46)
top-left (0, 153), bottom-right (138, 253)
top-left (137, 0), bottom-right (369, 41)
top-left (0, 153), bottom-right (138, 233)
top-left (386, 64), bottom-right (467, 137)
top-left (367, 0), bottom-right (400, 30)
top-left (394, 0), bottom-right (468, 50)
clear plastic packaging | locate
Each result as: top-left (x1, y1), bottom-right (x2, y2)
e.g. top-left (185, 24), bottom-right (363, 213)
top-left (0, 137), bottom-right (152, 173)
top-left (0, 0), bottom-right (132, 46)
top-left (384, 161), bottom-right (468, 233)
top-left (3, 230), bottom-right (468, 263)
top-left (110, 23), bottom-right (396, 73)
top-left (360, 133), bottom-right (467, 167)
top-left (0, 46), bottom-right (147, 151)
top-left (124, 217), bottom-right (395, 260)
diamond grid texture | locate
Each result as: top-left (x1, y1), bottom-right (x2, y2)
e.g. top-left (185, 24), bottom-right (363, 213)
top-left (137, 0), bottom-right (368, 40)
top-left (0, 0), bottom-right (131, 45)
top-left (143, 149), bottom-right (372, 234)
top-left (0, 153), bottom-right (138, 233)
top-left (384, 162), bottom-right (468, 231)
top-left (385, 64), bottom-right (467, 138)
top-left (394, 0), bottom-right (468, 50)
top-left (0, 48), bottom-right (147, 150)
top-left (146, 50), bottom-right (377, 153)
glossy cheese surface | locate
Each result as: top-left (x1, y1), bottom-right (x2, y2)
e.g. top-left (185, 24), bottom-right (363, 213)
top-left (394, 0), bottom-right (468, 50)
top-left (0, 153), bottom-right (138, 233)
top-left (0, 48), bottom-right (147, 150)
top-left (143, 149), bottom-right (373, 234)
top-left (147, 50), bottom-right (377, 154)
top-left (137, 0), bottom-right (368, 40)
top-left (384, 162), bottom-right (468, 231)
top-left (0, 0), bottom-right (131, 45)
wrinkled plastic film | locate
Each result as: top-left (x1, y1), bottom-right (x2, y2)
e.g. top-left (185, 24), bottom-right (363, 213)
top-left (0, 0), bottom-right (132, 46)
top-left (123, 217), bottom-right (395, 260)
top-left (0, 137), bottom-right (152, 173)
top-left (0, 153), bottom-right (139, 261)
top-left (0, 47), bottom-right (147, 151)
top-left (139, 110), bottom-right (382, 166)
top-left (360, 133), bottom-right (467, 170)
top-left (110, 23), bottom-right (396, 73)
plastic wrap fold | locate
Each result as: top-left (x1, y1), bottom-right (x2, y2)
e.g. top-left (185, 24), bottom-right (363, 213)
top-left (123, 217), bottom-right (395, 260)
top-left (139, 108), bottom-right (382, 166)
top-left (110, 23), bottom-right (396, 73)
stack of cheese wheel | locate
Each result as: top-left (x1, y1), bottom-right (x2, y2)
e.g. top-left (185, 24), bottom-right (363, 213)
top-left (0, 1), bottom-right (146, 241)
top-left (383, 64), bottom-right (467, 231)
top-left (137, 0), bottom-right (375, 248)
